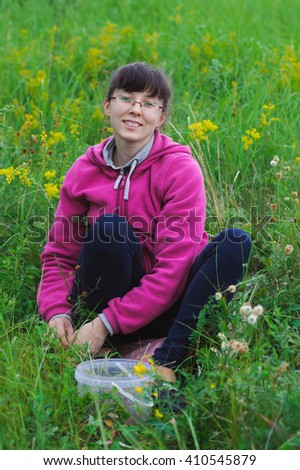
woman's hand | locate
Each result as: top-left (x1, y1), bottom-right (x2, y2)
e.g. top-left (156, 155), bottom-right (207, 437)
top-left (73, 317), bottom-right (109, 355)
top-left (48, 317), bottom-right (75, 348)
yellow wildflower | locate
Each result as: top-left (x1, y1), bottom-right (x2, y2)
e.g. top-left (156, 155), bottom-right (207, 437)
top-left (242, 128), bottom-right (261, 150)
top-left (262, 103), bottom-right (276, 111)
top-left (18, 166), bottom-right (31, 186)
top-left (154, 409), bottom-right (164, 419)
top-left (241, 135), bottom-right (253, 150)
top-left (210, 383), bottom-right (216, 389)
top-left (37, 70), bottom-right (47, 84)
top-left (147, 357), bottom-right (155, 367)
top-left (92, 108), bottom-right (103, 120)
top-left (188, 44), bottom-right (201, 59)
top-left (41, 131), bottom-right (48, 145)
top-left (261, 113), bottom-right (269, 126)
top-left (248, 128), bottom-right (261, 139)
top-left (120, 26), bottom-right (133, 37)
top-left (70, 122), bottom-right (80, 137)
top-left (44, 170), bottom-right (56, 180)
top-left (0, 167), bottom-right (16, 184)
top-left (48, 131), bottom-right (66, 146)
top-left (135, 386), bottom-right (143, 394)
top-left (44, 183), bottom-right (59, 199)
top-left (203, 119), bottom-right (218, 132)
top-left (133, 362), bottom-right (147, 377)
top-left (188, 120), bottom-right (218, 140)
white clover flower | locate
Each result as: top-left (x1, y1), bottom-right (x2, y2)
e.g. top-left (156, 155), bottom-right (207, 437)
top-left (270, 160), bottom-right (278, 167)
top-left (215, 292), bottom-right (222, 300)
top-left (228, 284), bottom-right (237, 293)
top-left (252, 305), bottom-right (264, 316)
top-left (273, 155), bottom-right (279, 162)
top-left (247, 313), bottom-right (257, 325)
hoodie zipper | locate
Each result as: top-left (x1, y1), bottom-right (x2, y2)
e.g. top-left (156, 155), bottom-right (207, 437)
top-left (115, 168), bottom-right (126, 216)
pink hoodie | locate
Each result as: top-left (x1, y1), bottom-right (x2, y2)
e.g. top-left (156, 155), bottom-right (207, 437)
top-left (38, 131), bottom-right (208, 334)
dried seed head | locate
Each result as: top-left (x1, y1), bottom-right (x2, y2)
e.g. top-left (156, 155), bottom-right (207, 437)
top-left (218, 333), bottom-right (227, 341)
top-left (240, 303), bottom-right (252, 316)
top-left (270, 203), bottom-right (277, 211)
top-left (238, 342), bottom-right (249, 353)
top-left (274, 362), bottom-right (289, 380)
top-left (252, 305), bottom-right (264, 316)
top-left (247, 313), bottom-right (258, 325)
top-left (284, 244), bottom-right (294, 255)
top-left (229, 340), bottom-right (249, 353)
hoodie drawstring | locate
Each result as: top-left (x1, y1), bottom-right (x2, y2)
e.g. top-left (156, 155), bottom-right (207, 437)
top-left (124, 159), bottom-right (138, 200)
top-left (114, 168), bottom-right (124, 190)
top-left (114, 160), bottom-right (138, 200)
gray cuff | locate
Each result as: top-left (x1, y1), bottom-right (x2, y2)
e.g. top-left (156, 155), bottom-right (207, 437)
top-left (98, 313), bottom-right (114, 336)
top-left (48, 314), bottom-right (73, 324)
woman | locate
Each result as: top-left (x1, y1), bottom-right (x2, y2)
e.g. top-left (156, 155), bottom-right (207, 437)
top-left (38, 62), bottom-right (251, 384)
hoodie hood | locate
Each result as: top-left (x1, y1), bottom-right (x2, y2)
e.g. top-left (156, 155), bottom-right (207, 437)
top-left (86, 129), bottom-right (193, 200)
top-left (87, 129), bottom-right (192, 172)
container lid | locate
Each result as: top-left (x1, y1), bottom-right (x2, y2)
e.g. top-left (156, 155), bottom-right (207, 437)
top-left (75, 358), bottom-right (153, 388)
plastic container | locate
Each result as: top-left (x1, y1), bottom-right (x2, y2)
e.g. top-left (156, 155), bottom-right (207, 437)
top-left (75, 359), bottom-right (154, 417)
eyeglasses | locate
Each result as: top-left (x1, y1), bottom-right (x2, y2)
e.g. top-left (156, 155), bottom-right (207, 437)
top-left (110, 95), bottom-right (165, 112)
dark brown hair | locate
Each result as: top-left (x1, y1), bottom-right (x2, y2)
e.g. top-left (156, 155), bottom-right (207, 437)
top-left (107, 62), bottom-right (172, 111)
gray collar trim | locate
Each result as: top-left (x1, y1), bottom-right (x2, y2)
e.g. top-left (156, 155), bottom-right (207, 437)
top-left (103, 134), bottom-right (154, 170)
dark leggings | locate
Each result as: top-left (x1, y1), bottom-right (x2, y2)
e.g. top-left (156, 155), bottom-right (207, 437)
top-left (72, 214), bottom-right (252, 368)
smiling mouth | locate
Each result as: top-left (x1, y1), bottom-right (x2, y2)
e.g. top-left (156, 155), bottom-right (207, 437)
top-left (123, 120), bottom-right (142, 128)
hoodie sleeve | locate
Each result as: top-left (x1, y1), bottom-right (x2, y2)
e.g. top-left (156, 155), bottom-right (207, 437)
top-left (102, 155), bottom-right (208, 334)
top-left (37, 161), bottom-right (89, 322)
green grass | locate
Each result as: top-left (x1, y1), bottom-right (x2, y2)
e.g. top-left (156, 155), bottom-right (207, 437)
top-left (0, 0), bottom-right (299, 450)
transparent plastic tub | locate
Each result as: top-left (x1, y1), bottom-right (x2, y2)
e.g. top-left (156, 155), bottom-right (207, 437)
top-left (75, 359), bottom-right (154, 417)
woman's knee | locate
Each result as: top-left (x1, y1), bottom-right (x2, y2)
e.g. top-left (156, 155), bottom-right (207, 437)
top-left (225, 228), bottom-right (251, 247)
top-left (214, 228), bottom-right (252, 260)
top-left (86, 214), bottom-right (129, 245)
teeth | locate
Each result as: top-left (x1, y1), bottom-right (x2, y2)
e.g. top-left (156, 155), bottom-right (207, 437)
top-left (125, 121), bottom-right (140, 127)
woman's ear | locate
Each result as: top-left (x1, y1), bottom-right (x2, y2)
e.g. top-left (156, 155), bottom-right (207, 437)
top-left (157, 111), bottom-right (168, 129)
top-left (103, 98), bottom-right (110, 116)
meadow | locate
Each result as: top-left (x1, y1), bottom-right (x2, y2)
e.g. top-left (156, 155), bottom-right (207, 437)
top-left (0, 0), bottom-right (299, 450)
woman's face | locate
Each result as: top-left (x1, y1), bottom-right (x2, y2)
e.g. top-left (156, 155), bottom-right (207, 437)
top-left (104, 89), bottom-right (166, 149)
